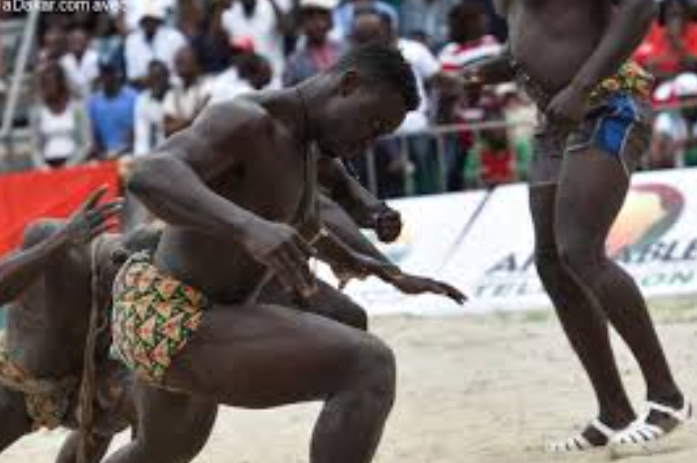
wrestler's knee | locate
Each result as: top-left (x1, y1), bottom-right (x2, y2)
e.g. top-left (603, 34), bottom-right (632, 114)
top-left (556, 241), bottom-right (604, 284)
top-left (335, 301), bottom-right (369, 331)
top-left (348, 337), bottom-right (396, 405)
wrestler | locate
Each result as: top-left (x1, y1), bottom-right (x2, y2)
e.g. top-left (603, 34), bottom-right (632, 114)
top-left (101, 44), bottom-right (454, 463)
top-left (462, 0), bottom-right (690, 452)
top-left (0, 188), bottom-right (132, 463)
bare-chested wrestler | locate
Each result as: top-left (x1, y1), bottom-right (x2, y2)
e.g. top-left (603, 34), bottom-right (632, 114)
top-left (101, 44), bottom-right (454, 463)
top-left (0, 188), bottom-right (135, 463)
top-left (462, 0), bottom-right (691, 453)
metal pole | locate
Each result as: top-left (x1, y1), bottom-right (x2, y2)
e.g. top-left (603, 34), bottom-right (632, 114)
top-left (0, 9), bottom-right (40, 161)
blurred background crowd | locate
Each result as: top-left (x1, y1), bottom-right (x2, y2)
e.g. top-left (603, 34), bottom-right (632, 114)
top-left (0, 0), bottom-right (696, 199)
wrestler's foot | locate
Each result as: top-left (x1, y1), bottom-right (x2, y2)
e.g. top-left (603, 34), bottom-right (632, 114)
top-left (546, 419), bottom-right (621, 453)
top-left (609, 399), bottom-right (692, 453)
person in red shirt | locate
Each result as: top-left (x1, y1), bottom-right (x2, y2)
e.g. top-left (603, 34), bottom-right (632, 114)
top-left (634, 0), bottom-right (697, 81)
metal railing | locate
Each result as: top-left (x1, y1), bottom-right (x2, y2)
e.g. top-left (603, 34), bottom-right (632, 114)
top-left (0, 9), bottom-right (39, 169)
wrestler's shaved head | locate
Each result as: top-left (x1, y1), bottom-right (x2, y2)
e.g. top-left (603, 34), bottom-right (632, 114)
top-left (330, 43), bottom-right (420, 112)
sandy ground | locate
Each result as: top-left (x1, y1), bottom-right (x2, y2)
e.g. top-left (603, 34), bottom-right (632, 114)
top-left (2, 298), bottom-right (697, 463)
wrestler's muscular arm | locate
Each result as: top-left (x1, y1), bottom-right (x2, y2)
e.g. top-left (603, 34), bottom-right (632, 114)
top-left (0, 187), bottom-right (121, 305)
top-left (318, 157), bottom-right (402, 242)
top-left (127, 103), bottom-right (316, 295)
top-left (547, 0), bottom-right (655, 121)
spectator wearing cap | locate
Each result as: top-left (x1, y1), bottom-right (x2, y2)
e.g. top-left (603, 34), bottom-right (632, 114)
top-left (283, 0), bottom-right (345, 87)
top-left (30, 63), bottom-right (92, 169)
top-left (221, 0), bottom-right (294, 86)
top-left (651, 72), bottom-right (697, 168)
top-left (634, 0), bottom-right (697, 82)
top-left (60, 28), bottom-right (100, 99)
top-left (124, 1), bottom-right (187, 86)
top-left (399, 0), bottom-right (459, 48)
top-left (163, 45), bottom-right (212, 136)
top-left (134, 60), bottom-right (171, 156)
top-left (88, 58), bottom-right (138, 158)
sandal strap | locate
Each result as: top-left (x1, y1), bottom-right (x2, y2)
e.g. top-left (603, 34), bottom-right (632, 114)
top-left (589, 418), bottom-right (617, 439)
top-left (646, 400), bottom-right (692, 422)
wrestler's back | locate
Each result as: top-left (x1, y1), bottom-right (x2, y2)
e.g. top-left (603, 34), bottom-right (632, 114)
top-left (504, 0), bottom-right (611, 95)
top-left (154, 98), bottom-right (311, 304)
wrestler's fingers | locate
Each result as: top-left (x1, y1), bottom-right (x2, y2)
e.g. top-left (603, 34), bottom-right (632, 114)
top-left (267, 256), bottom-right (295, 293)
top-left (81, 186), bottom-right (109, 211)
top-left (291, 234), bottom-right (316, 259)
top-left (436, 282), bottom-right (468, 304)
top-left (279, 250), bottom-right (316, 290)
top-left (92, 201), bottom-right (124, 222)
top-left (278, 252), bottom-right (317, 298)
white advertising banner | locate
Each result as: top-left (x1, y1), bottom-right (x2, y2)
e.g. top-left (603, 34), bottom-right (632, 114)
top-left (325, 168), bottom-right (697, 315)
top-left (445, 168), bottom-right (697, 312)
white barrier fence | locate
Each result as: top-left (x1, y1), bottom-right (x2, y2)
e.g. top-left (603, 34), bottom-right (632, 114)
top-left (319, 167), bottom-right (697, 315)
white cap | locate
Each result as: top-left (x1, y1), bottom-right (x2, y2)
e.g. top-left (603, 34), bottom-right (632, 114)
top-left (139, 0), bottom-right (168, 21)
top-left (299, 0), bottom-right (339, 11)
top-left (674, 72), bottom-right (697, 98)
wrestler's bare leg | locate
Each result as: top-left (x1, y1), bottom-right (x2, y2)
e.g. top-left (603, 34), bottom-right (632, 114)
top-left (55, 431), bottom-right (113, 463)
top-left (106, 303), bottom-right (395, 463)
top-left (0, 385), bottom-right (32, 451)
top-left (261, 279), bottom-right (369, 330)
top-left (555, 146), bottom-right (683, 430)
top-left (532, 145), bottom-right (683, 443)
top-left (102, 382), bottom-right (217, 463)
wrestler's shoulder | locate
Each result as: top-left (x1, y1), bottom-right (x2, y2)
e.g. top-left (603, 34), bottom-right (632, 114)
top-left (197, 96), bottom-right (275, 135)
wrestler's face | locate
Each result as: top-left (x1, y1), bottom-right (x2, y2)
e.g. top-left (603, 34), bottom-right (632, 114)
top-left (318, 71), bottom-right (407, 158)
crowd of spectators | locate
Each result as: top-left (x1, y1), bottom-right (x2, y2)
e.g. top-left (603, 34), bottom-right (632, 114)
top-left (2, 0), bottom-right (697, 199)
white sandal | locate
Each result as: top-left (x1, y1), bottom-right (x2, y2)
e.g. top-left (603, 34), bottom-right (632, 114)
top-left (546, 418), bottom-right (618, 453)
top-left (610, 400), bottom-right (693, 449)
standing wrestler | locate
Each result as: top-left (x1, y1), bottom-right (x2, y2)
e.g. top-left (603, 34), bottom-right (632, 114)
top-left (464, 0), bottom-right (690, 452)
top-left (0, 188), bottom-right (133, 463)
top-left (103, 44), bottom-right (438, 463)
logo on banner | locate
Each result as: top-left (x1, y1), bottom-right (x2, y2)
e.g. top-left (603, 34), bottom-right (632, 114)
top-left (608, 183), bottom-right (684, 256)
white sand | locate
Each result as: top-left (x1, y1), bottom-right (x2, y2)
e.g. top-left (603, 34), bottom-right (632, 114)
top-left (2, 306), bottom-right (697, 463)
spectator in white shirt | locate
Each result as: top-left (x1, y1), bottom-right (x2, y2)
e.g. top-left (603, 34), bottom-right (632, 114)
top-left (163, 45), bottom-right (212, 136)
top-left (60, 28), bottom-right (100, 99)
top-left (221, 0), bottom-right (293, 85)
top-left (30, 63), bottom-right (92, 169)
top-left (124, 2), bottom-right (187, 86)
top-left (134, 60), bottom-right (171, 156)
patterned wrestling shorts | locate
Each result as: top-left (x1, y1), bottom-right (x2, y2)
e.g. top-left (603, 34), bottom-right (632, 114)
top-left (111, 252), bottom-right (207, 385)
top-left (527, 61), bottom-right (654, 184)
top-left (0, 332), bottom-right (76, 430)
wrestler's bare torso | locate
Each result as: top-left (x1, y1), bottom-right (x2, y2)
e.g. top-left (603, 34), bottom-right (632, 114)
top-left (153, 93), bottom-right (314, 303)
top-left (5, 226), bottom-right (121, 378)
top-left (495, 0), bottom-right (613, 94)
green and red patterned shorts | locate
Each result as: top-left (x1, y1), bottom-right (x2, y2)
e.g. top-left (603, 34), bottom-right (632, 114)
top-left (111, 252), bottom-right (207, 385)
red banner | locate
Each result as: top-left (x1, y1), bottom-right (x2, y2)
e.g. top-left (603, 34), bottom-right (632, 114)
top-left (0, 162), bottom-right (121, 257)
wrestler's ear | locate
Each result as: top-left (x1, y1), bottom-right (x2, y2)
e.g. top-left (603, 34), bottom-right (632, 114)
top-left (338, 69), bottom-right (361, 97)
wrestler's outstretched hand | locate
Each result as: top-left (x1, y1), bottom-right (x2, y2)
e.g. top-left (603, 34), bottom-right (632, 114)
top-left (64, 186), bottom-right (123, 245)
top-left (246, 221), bottom-right (318, 298)
top-left (387, 273), bottom-right (467, 305)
